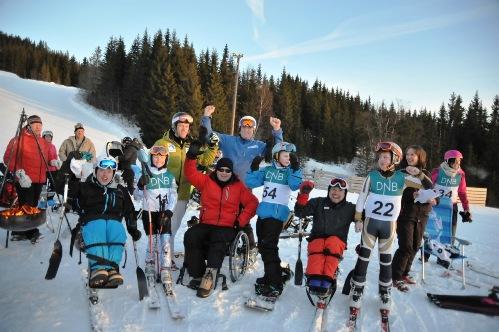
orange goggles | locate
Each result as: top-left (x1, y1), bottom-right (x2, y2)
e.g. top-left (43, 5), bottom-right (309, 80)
top-left (150, 146), bottom-right (168, 156)
top-left (241, 119), bottom-right (255, 128)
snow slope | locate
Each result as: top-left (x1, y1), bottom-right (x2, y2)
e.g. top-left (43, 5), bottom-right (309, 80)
top-left (1, 72), bottom-right (498, 332)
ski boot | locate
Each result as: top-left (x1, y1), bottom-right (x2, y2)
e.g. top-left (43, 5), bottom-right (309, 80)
top-left (349, 282), bottom-right (364, 308)
top-left (379, 285), bottom-right (392, 310)
top-left (197, 267), bottom-right (217, 298)
top-left (106, 268), bottom-right (124, 287)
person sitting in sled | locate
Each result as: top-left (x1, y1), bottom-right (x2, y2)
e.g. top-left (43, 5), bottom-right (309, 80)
top-left (134, 145), bottom-right (178, 278)
top-left (294, 177), bottom-right (357, 296)
top-left (69, 154), bottom-right (142, 288)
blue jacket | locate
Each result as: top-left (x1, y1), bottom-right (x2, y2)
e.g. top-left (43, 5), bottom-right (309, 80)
top-left (201, 115), bottom-right (283, 183)
top-left (245, 163), bottom-right (303, 222)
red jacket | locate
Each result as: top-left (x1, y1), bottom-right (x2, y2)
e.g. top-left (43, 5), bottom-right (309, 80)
top-left (3, 128), bottom-right (50, 184)
top-left (47, 143), bottom-right (58, 172)
top-left (184, 158), bottom-right (258, 228)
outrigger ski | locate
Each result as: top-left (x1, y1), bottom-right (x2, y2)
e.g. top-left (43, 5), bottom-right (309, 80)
top-left (309, 297), bottom-right (328, 332)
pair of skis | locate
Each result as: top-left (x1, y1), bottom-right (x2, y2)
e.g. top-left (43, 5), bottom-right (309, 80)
top-left (346, 307), bottom-right (390, 332)
top-left (144, 230), bottom-right (185, 319)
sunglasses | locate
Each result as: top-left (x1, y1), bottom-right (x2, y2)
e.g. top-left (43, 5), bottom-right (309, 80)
top-left (330, 177), bottom-right (348, 190)
top-left (150, 145), bottom-right (168, 156)
top-left (98, 159), bottom-right (118, 170)
top-left (240, 119), bottom-right (256, 128)
top-left (217, 167), bottom-right (232, 174)
top-left (375, 142), bottom-right (394, 152)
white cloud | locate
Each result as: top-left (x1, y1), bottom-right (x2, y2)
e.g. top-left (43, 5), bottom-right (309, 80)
top-left (246, 0), bottom-right (265, 22)
top-left (244, 3), bottom-right (495, 62)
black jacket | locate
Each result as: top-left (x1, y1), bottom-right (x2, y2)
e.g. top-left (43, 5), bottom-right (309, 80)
top-left (69, 175), bottom-right (137, 227)
top-left (398, 169), bottom-right (434, 222)
top-left (294, 196), bottom-right (355, 244)
top-left (118, 143), bottom-right (139, 170)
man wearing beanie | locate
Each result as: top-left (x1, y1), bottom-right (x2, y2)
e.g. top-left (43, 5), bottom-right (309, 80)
top-left (182, 141), bottom-right (258, 298)
top-left (3, 114), bottom-right (58, 241)
top-left (58, 122), bottom-right (96, 163)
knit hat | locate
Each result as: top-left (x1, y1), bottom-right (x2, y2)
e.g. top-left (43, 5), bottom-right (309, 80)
top-left (215, 157), bottom-right (233, 171)
top-left (74, 122), bottom-right (84, 131)
top-left (27, 115), bottom-right (42, 125)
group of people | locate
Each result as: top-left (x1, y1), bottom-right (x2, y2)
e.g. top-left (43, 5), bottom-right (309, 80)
top-left (2, 108), bottom-right (472, 311)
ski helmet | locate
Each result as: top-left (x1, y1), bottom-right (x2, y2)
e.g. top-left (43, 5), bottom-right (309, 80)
top-left (272, 141), bottom-right (296, 161)
top-left (42, 130), bottom-right (53, 138)
top-left (149, 145), bottom-right (169, 169)
top-left (375, 141), bottom-right (403, 165)
top-left (171, 112), bottom-right (193, 134)
top-left (239, 115), bottom-right (257, 128)
top-left (122, 136), bottom-right (132, 145)
top-left (444, 149), bottom-right (463, 161)
top-left (95, 155), bottom-right (118, 171)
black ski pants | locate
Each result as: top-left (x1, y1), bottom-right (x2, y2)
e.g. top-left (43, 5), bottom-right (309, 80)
top-left (392, 216), bottom-right (428, 281)
top-left (256, 217), bottom-right (283, 286)
top-left (183, 223), bottom-right (236, 278)
top-left (141, 211), bottom-right (171, 235)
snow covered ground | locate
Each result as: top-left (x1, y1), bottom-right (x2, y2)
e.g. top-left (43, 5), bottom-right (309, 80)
top-left (1, 71), bottom-right (498, 331)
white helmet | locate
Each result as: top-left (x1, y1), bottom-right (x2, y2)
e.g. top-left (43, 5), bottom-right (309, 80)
top-left (238, 115), bottom-right (257, 128)
top-left (171, 112), bottom-right (193, 135)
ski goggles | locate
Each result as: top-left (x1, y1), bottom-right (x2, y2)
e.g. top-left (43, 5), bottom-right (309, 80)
top-left (173, 113), bottom-right (193, 124)
top-left (240, 119), bottom-right (256, 128)
top-left (97, 159), bottom-right (118, 170)
top-left (375, 141), bottom-right (394, 152)
top-left (329, 177), bottom-right (348, 190)
top-left (217, 167), bottom-right (232, 174)
top-left (150, 145), bottom-right (168, 156)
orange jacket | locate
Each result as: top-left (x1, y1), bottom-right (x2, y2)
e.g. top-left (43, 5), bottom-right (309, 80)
top-left (3, 128), bottom-right (50, 184)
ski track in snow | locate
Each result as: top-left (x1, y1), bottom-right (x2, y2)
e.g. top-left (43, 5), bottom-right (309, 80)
top-left (1, 71), bottom-right (499, 331)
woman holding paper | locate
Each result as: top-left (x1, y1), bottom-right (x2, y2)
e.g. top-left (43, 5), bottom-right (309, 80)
top-left (392, 145), bottom-right (435, 292)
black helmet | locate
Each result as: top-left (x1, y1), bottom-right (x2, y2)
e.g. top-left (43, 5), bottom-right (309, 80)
top-left (122, 137), bottom-right (132, 145)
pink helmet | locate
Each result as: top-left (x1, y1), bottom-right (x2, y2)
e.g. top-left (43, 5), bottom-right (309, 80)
top-left (444, 149), bottom-right (463, 160)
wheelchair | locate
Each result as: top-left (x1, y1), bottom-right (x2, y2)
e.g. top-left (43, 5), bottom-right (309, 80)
top-left (176, 229), bottom-right (250, 289)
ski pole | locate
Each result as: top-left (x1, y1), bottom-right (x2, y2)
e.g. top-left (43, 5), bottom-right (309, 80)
top-left (294, 218), bottom-right (303, 285)
top-left (132, 241), bottom-right (148, 300)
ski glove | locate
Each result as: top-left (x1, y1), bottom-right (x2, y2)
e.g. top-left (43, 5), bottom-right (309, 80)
top-left (50, 159), bottom-right (63, 169)
top-left (290, 153), bottom-right (300, 171)
top-left (127, 227), bottom-right (142, 242)
top-left (208, 132), bottom-right (220, 147)
top-left (160, 210), bottom-right (173, 228)
top-left (186, 140), bottom-right (203, 159)
top-left (459, 211), bottom-right (473, 223)
top-left (250, 155), bottom-right (264, 171)
top-left (15, 169), bottom-right (32, 188)
top-left (299, 180), bottom-right (315, 194)
top-left (137, 174), bottom-right (150, 190)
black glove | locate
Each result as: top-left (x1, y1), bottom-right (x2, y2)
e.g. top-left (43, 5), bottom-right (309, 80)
top-left (127, 227), bottom-right (142, 241)
top-left (137, 174), bottom-right (150, 189)
top-left (159, 210), bottom-right (173, 227)
top-left (290, 153), bottom-right (300, 171)
top-left (208, 132), bottom-right (220, 147)
top-left (251, 155), bottom-right (264, 171)
top-left (186, 140), bottom-right (203, 159)
top-left (71, 151), bottom-right (82, 160)
top-left (459, 211), bottom-right (472, 223)
top-left (187, 215), bottom-right (199, 228)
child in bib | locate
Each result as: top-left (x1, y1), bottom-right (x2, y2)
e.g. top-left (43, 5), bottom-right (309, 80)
top-left (349, 141), bottom-right (433, 312)
top-left (431, 149), bottom-right (470, 240)
top-left (245, 141), bottom-right (303, 297)
top-left (134, 145), bottom-right (178, 275)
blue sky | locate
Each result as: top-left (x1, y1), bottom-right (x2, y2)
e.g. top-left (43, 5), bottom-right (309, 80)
top-left (1, 0), bottom-right (498, 112)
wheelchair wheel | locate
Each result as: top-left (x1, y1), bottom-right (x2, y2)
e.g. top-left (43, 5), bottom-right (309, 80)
top-left (229, 231), bottom-right (249, 282)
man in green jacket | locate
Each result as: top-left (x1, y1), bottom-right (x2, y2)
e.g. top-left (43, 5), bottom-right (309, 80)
top-left (154, 112), bottom-right (218, 267)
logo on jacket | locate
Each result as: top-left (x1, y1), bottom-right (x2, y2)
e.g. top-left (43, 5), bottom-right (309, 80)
top-left (168, 143), bottom-right (176, 153)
